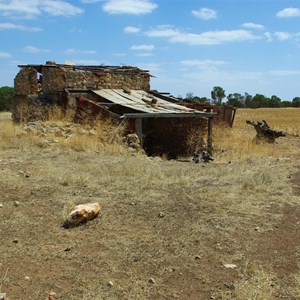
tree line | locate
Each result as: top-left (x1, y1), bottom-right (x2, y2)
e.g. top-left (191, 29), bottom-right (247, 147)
top-left (0, 85), bottom-right (299, 112)
top-left (0, 86), bottom-right (14, 111)
top-left (185, 86), bottom-right (300, 108)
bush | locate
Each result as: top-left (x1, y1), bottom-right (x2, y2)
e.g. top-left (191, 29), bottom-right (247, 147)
top-left (0, 86), bottom-right (14, 111)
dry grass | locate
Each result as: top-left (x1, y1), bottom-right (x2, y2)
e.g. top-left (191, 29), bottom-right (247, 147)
top-left (212, 108), bottom-right (300, 163)
top-left (0, 109), bottom-right (299, 299)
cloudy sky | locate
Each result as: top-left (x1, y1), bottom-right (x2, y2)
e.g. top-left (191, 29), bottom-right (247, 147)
top-left (0, 0), bottom-right (300, 100)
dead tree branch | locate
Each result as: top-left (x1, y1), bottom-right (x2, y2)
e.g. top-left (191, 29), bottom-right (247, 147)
top-left (246, 120), bottom-right (285, 143)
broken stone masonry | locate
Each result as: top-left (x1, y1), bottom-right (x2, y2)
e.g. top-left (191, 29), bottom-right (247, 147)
top-left (11, 61), bottom-right (151, 123)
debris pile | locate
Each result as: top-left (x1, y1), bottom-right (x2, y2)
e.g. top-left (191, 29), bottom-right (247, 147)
top-left (246, 120), bottom-right (286, 143)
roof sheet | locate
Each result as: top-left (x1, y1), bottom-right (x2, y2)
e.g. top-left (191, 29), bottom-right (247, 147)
top-left (92, 89), bottom-right (210, 116)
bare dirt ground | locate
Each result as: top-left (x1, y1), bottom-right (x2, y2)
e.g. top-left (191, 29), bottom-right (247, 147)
top-left (0, 111), bottom-right (299, 300)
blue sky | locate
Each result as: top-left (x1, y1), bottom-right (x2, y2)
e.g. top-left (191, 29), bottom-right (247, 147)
top-left (0, 0), bottom-right (300, 100)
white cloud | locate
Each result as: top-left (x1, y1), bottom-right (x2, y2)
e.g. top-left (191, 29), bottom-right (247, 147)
top-left (264, 32), bottom-right (273, 42)
top-left (135, 53), bottom-right (154, 57)
top-left (181, 59), bottom-right (227, 71)
top-left (242, 22), bottom-right (264, 30)
top-left (146, 26), bottom-right (260, 45)
top-left (0, 51), bottom-right (11, 58)
top-left (81, 0), bottom-right (103, 3)
top-left (274, 32), bottom-right (292, 41)
top-left (276, 7), bottom-right (300, 18)
top-left (0, 0), bottom-right (84, 19)
top-left (41, 1), bottom-right (84, 16)
top-left (64, 48), bottom-right (97, 54)
top-left (130, 44), bottom-right (155, 51)
top-left (102, 0), bottom-right (157, 15)
top-left (269, 70), bottom-right (300, 76)
top-left (23, 46), bottom-right (51, 53)
top-left (124, 26), bottom-right (141, 33)
top-left (146, 25), bottom-right (181, 38)
top-left (192, 8), bottom-right (217, 20)
top-left (0, 22), bottom-right (42, 31)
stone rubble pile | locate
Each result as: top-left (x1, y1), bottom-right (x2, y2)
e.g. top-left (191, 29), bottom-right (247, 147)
top-left (20, 121), bottom-right (97, 140)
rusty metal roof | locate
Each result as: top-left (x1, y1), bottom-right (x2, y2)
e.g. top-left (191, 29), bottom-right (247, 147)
top-left (92, 89), bottom-right (213, 117)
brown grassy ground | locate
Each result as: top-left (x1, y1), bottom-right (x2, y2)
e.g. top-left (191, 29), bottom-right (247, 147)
top-left (0, 109), bottom-right (299, 300)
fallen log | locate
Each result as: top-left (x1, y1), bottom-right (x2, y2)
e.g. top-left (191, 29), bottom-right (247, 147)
top-left (246, 120), bottom-right (285, 143)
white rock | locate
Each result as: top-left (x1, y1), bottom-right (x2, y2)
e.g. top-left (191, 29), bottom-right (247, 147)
top-left (149, 278), bottom-right (156, 284)
top-left (107, 281), bottom-right (114, 287)
top-left (63, 202), bottom-right (101, 228)
top-left (224, 263), bottom-right (237, 269)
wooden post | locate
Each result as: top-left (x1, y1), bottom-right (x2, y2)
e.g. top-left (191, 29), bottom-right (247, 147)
top-left (135, 118), bottom-right (143, 146)
top-left (207, 117), bottom-right (213, 155)
top-left (230, 108), bottom-right (237, 127)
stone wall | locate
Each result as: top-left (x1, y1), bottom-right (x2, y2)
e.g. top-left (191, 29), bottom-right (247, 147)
top-left (14, 67), bottom-right (39, 96)
top-left (12, 63), bottom-right (151, 122)
top-left (41, 66), bottom-right (150, 93)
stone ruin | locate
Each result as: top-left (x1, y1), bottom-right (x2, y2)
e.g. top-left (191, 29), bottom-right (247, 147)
top-left (11, 61), bottom-right (151, 122)
top-left (11, 61), bottom-right (213, 158)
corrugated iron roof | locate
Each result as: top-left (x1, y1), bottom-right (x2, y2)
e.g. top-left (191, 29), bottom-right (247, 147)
top-left (92, 89), bottom-right (211, 116)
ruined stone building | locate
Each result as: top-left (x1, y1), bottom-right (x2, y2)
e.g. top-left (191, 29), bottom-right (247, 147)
top-left (12, 61), bottom-right (214, 157)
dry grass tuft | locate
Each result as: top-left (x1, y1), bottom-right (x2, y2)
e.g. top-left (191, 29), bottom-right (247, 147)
top-left (230, 263), bottom-right (277, 300)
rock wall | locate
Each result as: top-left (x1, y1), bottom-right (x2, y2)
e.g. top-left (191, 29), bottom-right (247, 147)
top-left (14, 67), bottom-right (39, 96)
top-left (11, 64), bottom-right (151, 122)
top-left (41, 66), bottom-right (150, 93)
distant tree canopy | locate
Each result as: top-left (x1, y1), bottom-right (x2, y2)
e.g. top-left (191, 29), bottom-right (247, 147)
top-left (185, 92), bottom-right (210, 103)
top-left (184, 86), bottom-right (298, 108)
top-left (0, 86), bottom-right (14, 111)
top-left (211, 86), bottom-right (226, 105)
top-left (292, 97), bottom-right (300, 107)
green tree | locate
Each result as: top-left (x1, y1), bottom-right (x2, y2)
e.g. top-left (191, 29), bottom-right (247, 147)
top-left (211, 86), bottom-right (225, 105)
top-left (280, 100), bottom-right (293, 107)
top-left (0, 86), bottom-right (14, 111)
top-left (226, 93), bottom-right (244, 107)
top-left (243, 92), bottom-right (253, 108)
top-left (292, 97), bottom-right (300, 107)
top-left (269, 95), bottom-right (281, 108)
top-left (251, 94), bottom-right (269, 108)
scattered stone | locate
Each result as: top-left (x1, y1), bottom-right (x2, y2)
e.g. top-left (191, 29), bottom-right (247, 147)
top-left (224, 263), bottom-right (237, 269)
top-left (158, 212), bottom-right (165, 218)
top-left (63, 202), bottom-right (101, 228)
top-left (254, 226), bottom-right (260, 231)
top-left (14, 201), bottom-right (20, 207)
top-left (12, 239), bottom-right (18, 243)
top-left (48, 291), bottom-right (56, 300)
top-left (64, 247), bottom-right (71, 252)
top-left (0, 204), bottom-right (3, 208)
top-left (25, 276), bottom-right (30, 280)
top-left (195, 255), bottom-right (201, 260)
top-left (107, 281), bottom-right (114, 287)
top-left (148, 278), bottom-right (156, 284)
top-left (0, 293), bottom-right (6, 300)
